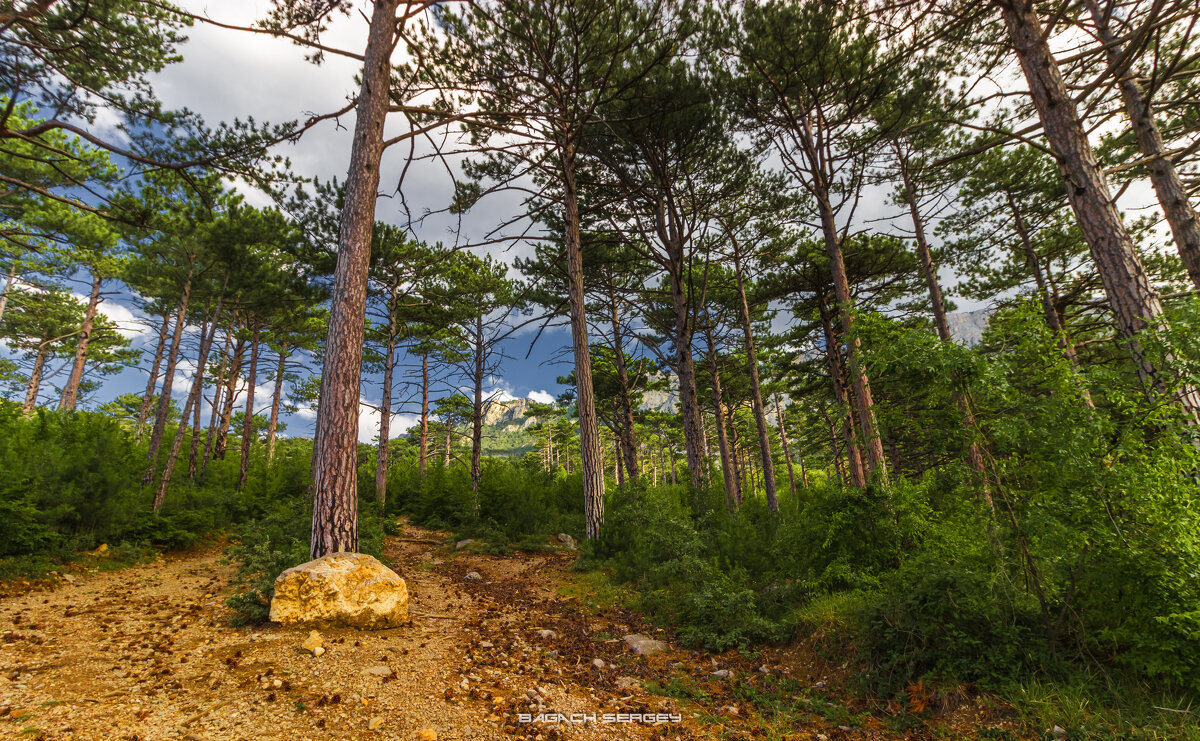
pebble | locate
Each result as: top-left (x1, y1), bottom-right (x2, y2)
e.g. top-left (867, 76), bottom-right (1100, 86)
top-left (364, 666), bottom-right (393, 677)
top-left (615, 676), bottom-right (640, 691)
top-left (711, 669), bottom-right (734, 679)
top-left (312, 646), bottom-right (325, 657)
top-left (535, 629), bottom-right (556, 640)
top-left (464, 572), bottom-right (483, 581)
top-left (592, 658), bottom-right (605, 670)
top-left (301, 630), bottom-right (324, 654)
top-left (418, 729), bottom-right (437, 741)
top-left (455, 539), bottom-right (475, 551)
top-left (368, 716), bottom-right (383, 730)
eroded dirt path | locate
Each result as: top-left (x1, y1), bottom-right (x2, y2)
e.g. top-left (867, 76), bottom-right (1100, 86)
top-left (0, 524), bottom-right (1022, 741)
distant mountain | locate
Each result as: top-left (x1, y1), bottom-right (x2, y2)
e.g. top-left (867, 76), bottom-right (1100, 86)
top-left (946, 308), bottom-right (993, 346)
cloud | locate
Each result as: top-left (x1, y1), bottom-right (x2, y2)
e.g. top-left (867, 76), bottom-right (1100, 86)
top-left (527, 389), bottom-right (554, 404)
top-left (356, 398), bottom-right (416, 443)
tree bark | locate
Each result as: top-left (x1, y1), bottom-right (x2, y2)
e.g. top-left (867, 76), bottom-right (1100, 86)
top-left (819, 295), bottom-right (866, 487)
top-left (267, 343), bottom-right (289, 464)
top-left (419, 352), bottom-right (430, 474)
top-left (0, 263), bottom-right (16, 323)
top-left (815, 194), bottom-right (888, 478)
top-left (608, 287), bottom-right (639, 480)
top-left (155, 291), bottom-right (224, 511)
top-left (471, 315), bottom-right (485, 495)
top-left (561, 139), bottom-right (606, 539)
top-left (899, 155), bottom-right (990, 478)
top-left (58, 270), bottom-right (101, 411)
top-left (22, 345), bottom-right (47, 415)
top-left (703, 321), bottom-right (738, 510)
top-left (730, 239), bottom-right (778, 511)
top-left (1083, 0), bottom-right (1200, 288)
top-left (310, 0), bottom-right (401, 557)
top-left (773, 392), bottom-right (800, 491)
top-left (144, 269), bottom-right (193, 485)
top-left (136, 313), bottom-right (171, 440)
top-left (376, 282), bottom-right (398, 504)
top-left (214, 333), bottom-right (245, 461)
top-left (237, 324), bottom-right (260, 491)
top-left (201, 324), bottom-right (230, 471)
top-left (998, 0), bottom-right (1196, 415)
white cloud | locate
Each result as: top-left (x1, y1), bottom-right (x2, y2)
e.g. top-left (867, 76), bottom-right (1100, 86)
top-left (357, 399), bottom-right (415, 443)
top-left (527, 389), bottom-right (554, 404)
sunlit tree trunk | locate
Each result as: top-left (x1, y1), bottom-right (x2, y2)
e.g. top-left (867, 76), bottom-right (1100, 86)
top-left (267, 343), bottom-right (289, 464)
top-left (215, 333), bottom-right (245, 461)
top-left (998, 0), bottom-right (1199, 416)
top-left (237, 324), bottom-right (261, 491)
top-left (730, 239), bottom-right (778, 510)
top-left (144, 268), bottom-right (193, 485)
top-left (58, 271), bottom-right (101, 411)
top-left (22, 345), bottom-right (47, 415)
top-left (773, 392), bottom-right (800, 491)
top-left (1083, 0), bottom-right (1200, 288)
top-left (0, 263), bottom-right (16, 323)
top-left (419, 352), bottom-right (430, 474)
top-left (819, 295), bottom-right (866, 487)
top-left (136, 313), bottom-right (171, 440)
top-left (561, 140), bottom-right (606, 538)
top-left (376, 282), bottom-right (398, 505)
top-left (309, 0), bottom-right (400, 558)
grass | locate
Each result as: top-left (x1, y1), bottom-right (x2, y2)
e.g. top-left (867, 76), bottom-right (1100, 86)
top-left (555, 567), bottom-right (636, 614)
top-left (1010, 674), bottom-right (1200, 740)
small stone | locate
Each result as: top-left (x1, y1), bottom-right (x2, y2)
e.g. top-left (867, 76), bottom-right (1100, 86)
top-left (721, 705), bottom-right (739, 716)
top-left (480, 641), bottom-right (493, 648)
top-left (556, 533), bottom-right (576, 551)
top-left (302, 630), bottom-right (324, 654)
top-left (711, 669), bottom-right (733, 679)
top-left (455, 539), bottom-right (475, 551)
top-left (62, 573), bottom-right (76, 583)
top-left (623, 634), bottom-right (666, 655)
top-left (1052, 727), bottom-right (1067, 739)
top-left (592, 658), bottom-right (605, 670)
top-left (615, 676), bottom-right (640, 691)
top-left (312, 646), bottom-right (325, 657)
top-left (365, 666), bottom-right (394, 677)
top-left (464, 572), bottom-right (483, 581)
top-left (536, 629), bottom-right (556, 640)
top-left (417, 729), bottom-right (437, 741)
top-left (368, 716), bottom-right (383, 730)
top-left (272, 679), bottom-right (283, 689)
top-left (757, 665), bottom-right (769, 674)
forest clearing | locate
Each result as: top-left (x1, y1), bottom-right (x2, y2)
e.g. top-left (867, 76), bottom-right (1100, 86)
top-left (5, 0), bottom-right (1200, 738)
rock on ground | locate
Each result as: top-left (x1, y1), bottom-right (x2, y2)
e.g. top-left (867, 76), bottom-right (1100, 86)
top-left (269, 552), bottom-right (408, 629)
top-left (624, 634), bottom-right (666, 655)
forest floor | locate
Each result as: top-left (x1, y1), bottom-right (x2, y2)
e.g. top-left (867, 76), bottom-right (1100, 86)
top-left (0, 522), bottom-right (1026, 741)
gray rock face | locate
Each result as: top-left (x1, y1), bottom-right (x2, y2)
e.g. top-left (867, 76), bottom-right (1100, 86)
top-left (623, 634), bottom-right (666, 655)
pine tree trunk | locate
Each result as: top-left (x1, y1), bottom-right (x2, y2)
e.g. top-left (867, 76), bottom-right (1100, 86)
top-left (308, 0), bottom-right (400, 558)
top-left (819, 296), bottom-right (866, 487)
top-left (1083, 0), bottom-right (1200, 288)
top-left (471, 315), bottom-right (484, 495)
top-left (237, 324), bottom-right (260, 491)
top-left (155, 293), bottom-right (224, 511)
top-left (999, 0), bottom-right (1196, 414)
top-left (704, 321), bottom-right (738, 509)
top-left (900, 156), bottom-right (990, 478)
top-left (730, 241), bottom-right (778, 511)
top-left (608, 288), bottom-right (640, 480)
top-left (443, 423), bottom-right (452, 467)
top-left (22, 345), bottom-right (47, 415)
top-left (188, 362), bottom-right (202, 477)
top-left (136, 313), bottom-right (171, 440)
top-left (0, 263), bottom-right (16, 323)
top-left (267, 344), bottom-right (288, 464)
top-left (144, 269), bottom-right (193, 485)
top-left (201, 325), bottom-right (230, 471)
top-left (561, 139), bottom-right (605, 538)
top-left (773, 392), bottom-right (800, 491)
top-left (419, 352), bottom-right (429, 474)
top-left (376, 283), bottom-right (398, 504)
top-left (214, 333), bottom-right (245, 461)
top-left (58, 271), bottom-right (101, 411)
top-left (816, 195), bottom-right (888, 478)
